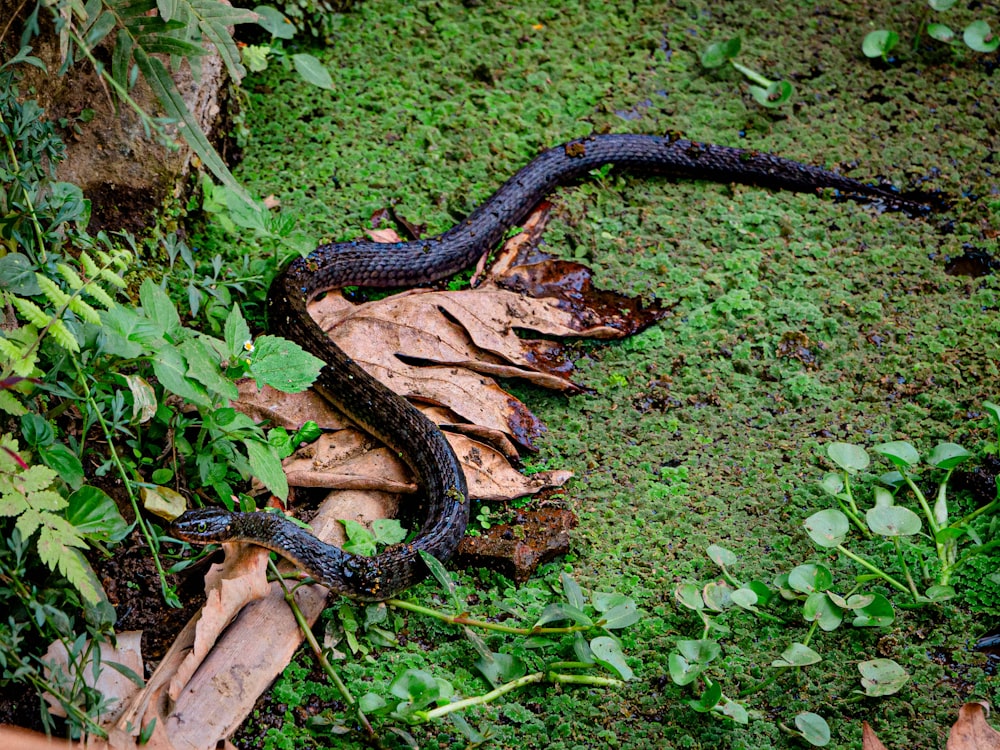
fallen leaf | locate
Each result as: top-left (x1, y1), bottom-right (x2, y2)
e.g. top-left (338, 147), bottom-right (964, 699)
top-left (948, 702), bottom-right (1000, 749)
top-left (862, 721), bottom-right (889, 750)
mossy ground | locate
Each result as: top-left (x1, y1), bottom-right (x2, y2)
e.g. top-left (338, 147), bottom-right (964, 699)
top-left (203, 0), bottom-right (1000, 747)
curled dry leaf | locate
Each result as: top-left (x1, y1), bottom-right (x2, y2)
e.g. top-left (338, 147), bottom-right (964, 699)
top-left (862, 721), bottom-right (889, 750)
top-left (948, 702), bottom-right (1000, 750)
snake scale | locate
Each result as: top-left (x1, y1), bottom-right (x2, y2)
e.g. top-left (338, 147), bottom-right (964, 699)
top-left (171, 133), bottom-right (933, 601)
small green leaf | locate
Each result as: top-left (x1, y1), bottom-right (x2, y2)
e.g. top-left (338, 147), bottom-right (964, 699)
top-left (243, 438), bottom-right (288, 500)
top-left (340, 519), bottom-right (376, 556)
top-left (139, 278), bottom-right (183, 341)
top-left (590, 636), bottom-right (634, 680)
top-left (371, 518), bottom-right (406, 546)
top-left (475, 651), bottom-right (526, 686)
top-left (873, 441), bottom-right (919, 469)
top-left (862, 29), bottom-right (899, 59)
top-left (866, 505), bottom-right (922, 537)
top-left (928, 0), bottom-right (957, 10)
top-left (674, 583), bottom-right (704, 611)
top-left (749, 80), bottom-right (793, 108)
top-left (38, 443), bottom-right (84, 490)
top-left (925, 584), bottom-right (956, 602)
top-left (819, 472), bottom-right (844, 496)
top-left (731, 587), bottom-right (759, 610)
top-left (249, 335), bottom-right (324, 393)
top-left (700, 37), bottom-right (741, 68)
top-left (561, 572), bottom-right (585, 609)
top-left (927, 23), bottom-right (955, 42)
top-left (803, 592), bottom-right (843, 631)
top-left (788, 563), bottom-right (833, 594)
top-left (706, 543), bottom-right (738, 567)
top-left (254, 5), bottom-right (295, 38)
top-left (417, 550), bottom-right (460, 608)
top-left (746, 580), bottom-right (773, 606)
top-left (702, 581), bottom-right (732, 611)
top-left (772, 642), bottom-right (821, 668)
top-left (668, 653), bottom-right (703, 686)
top-left (292, 53), bottom-right (334, 90)
top-left (858, 658), bottom-right (909, 696)
top-left (389, 668), bottom-right (439, 709)
top-left (359, 693), bottom-right (387, 713)
top-left (717, 699), bottom-right (749, 724)
top-left (804, 509), bottom-right (850, 548)
top-left (676, 638), bottom-right (720, 664)
top-left (963, 20), bottom-right (999, 53)
top-left (66, 486), bottom-right (130, 542)
top-left (926, 442), bottom-right (972, 469)
top-left (688, 679), bottom-right (722, 712)
top-left (600, 599), bottom-right (641, 629)
top-left (224, 306), bottom-right (253, 360)
top-left (534, 602), bottom-right (593, 628)
top-left (795, 712), bottom-right (831, 747)
top-left (852, 594), bottom-right (895, 627)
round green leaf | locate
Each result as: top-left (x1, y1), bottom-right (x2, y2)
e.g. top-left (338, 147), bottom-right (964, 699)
top-left (925, 584), bottom-right (956, 602)
top-left (964, 20), bottom-right (999, 53)
top-left (731, 587), bottom-right (759, 610)
top-left (862, 29), bottom-right (899, 59)
top-left (254, 5), bottom-right (296, 39)
top-left (668, 653), bottom-right (703, 686)
top-left (359, 692), bottom-right (387, 713)
top-left (844, 593), bottom-right (875, 610)
top-left (788, 563), bottom-right (833, 594)
top-left (929, 0), bottom-right (957, 9)
top-left (600, 599), bottom-right (641, 629)
top-left (819, 472), bottom-right (844, 497)
top-left (795, 712), bottom-right (831, 747)
top-left (858, 659), bottom-right (909, 696)
top-left (803, 592), bottom-right (844, 631)
top-left (718, 699), bottom-right (749, 724)
top-left (873, 441), bottom-right (919, 469)
top-left (674, 583), bottom-right (704, 611)
top-left (804, 509), bottom-right (850, 548)
top-left (676, 639), bottom-right (721, 664)
top-left (827, 442), bottom-right (870, 473)
top-left (772, 642), bottom-right (821, 667)
top-left (927, 23), bottom-right (955, 42)
top-left (688, 680), bottom-right (722, 712)
top-left (746, 580), bottom-right (773, 606)
top-left (706, 543), bottom-right (738, 567)
top-left (389, 668), bottom-right (439, 706)
top-left (852, 593), bottom-right (895, 627)
top-left (866, 505), bottom-right (921, 537)
top-left (879, 471), bottom-right (906, 489)
top-left (702, 581), bottom-right (733, 611)
top-left (749, 80), bottom-right (793, 108)
top-left (927, 442), bottom-right (972, 469)
top-left (872, 486), bottom-right (894, 508)
top-left (700, 37), bottom-right (741, 68)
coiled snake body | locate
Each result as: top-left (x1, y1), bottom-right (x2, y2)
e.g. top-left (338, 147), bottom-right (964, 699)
top-left (171, 134), bottom-right (931, 601)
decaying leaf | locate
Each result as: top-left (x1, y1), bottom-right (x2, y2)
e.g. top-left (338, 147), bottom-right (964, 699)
top-left (948, 702), bottom-right (1000, 749)
top-left (862, 721), bottom-right (889, 750)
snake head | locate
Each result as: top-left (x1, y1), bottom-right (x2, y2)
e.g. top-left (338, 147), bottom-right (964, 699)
top-left (170, 507), bottom-right (235, 545)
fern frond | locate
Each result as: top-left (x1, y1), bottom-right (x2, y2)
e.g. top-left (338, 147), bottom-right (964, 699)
top-left (38, 526), bottom-right (100, 603)
top-left (48, 319), bottom-right (80, 352)
top-left (56, 263), bottom-right (85, 290)
top-left (99, 268), bottom-right (128, 289)
top-left (68, 296), bottom-right (102, 325)
top-left (35, 274), bottom-right (72, 308)
top-left (0, 391), bottom-right (27, 417)
top-left (10, 296), bottom-right (50, 329)
top-left (0, 335), bottom-right (38, 378)
top-left (84, 282), bottom-right (116, 311)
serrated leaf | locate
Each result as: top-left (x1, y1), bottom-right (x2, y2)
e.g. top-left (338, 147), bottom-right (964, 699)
top-left (249, 335), bottom-right (324, 393)
top-left (152, 347), bottom-right (211, 406)
top-left (371, 518), bottom-right (406, 546)
top-left (179, 336), bottom-right (239, 401)
top-left (243, 438), bottom-right (288, 500)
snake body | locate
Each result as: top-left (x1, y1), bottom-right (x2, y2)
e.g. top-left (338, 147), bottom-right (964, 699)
top-left (171, 134), bottom-right (933, 601)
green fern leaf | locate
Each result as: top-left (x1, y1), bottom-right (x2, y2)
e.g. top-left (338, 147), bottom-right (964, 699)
top-left (99, 267), bottom-right (128, 289)
top-left (17, 465), bottom-right (59, 494)
top-left (79, 250), bottom-right (100, 278)
top-left (10, 296), bottom-right (51, 328)
top-left (0, 390), bottom-right (27, 417)
top-left (35, 274), bottom-right (72, 308)
top-left (84, 282), bottom-right (117, 311)
top-left (37, 525), bottom-right (100, 603)
top-left (23, 489), bottom-right (65, 512)
top-left (15, 507), bottom-right (42, 537)
top-left (56, 263), bottom-right (85, 290)
top-left (48, 319), bottom-right (81, 352)
top-left (68, 296), bottom-right (102, 325)
top-left (0, 336), bottom-right (36, 377)
top-left (184, 0), bottom-right (258, 81)
top-left (0, 490), bottom-right (28, 516)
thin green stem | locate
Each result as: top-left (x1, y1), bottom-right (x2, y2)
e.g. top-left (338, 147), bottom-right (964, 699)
top-left (386, 598), bottom-right (593, 635)
top-left (737, 669), bottom-right (781, 699)
top-left (417, 671), bottom-right (623, 722)
top-left (729, 60), bottom-right (773, 88)
top-left (836, 544), bottom-right (912, 597)
top-left (801, 620), bottom-right (818, 648)
top-left (892, 537), bottom-right (919, 598)
top-left (73, 359), bottom-right (177, 607)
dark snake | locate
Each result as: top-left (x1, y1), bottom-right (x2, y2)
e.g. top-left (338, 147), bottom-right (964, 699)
top-left (171, 133), bottom-right (935, 601)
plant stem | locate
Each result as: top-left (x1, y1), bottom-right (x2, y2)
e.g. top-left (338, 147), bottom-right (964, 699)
top-left (737, 670), bottom-right (781, 698)
top-left (729, 60), bottom-right (773, 88)
top-left (835, 544), bottom-right (911, 597)
top-left (416, 670), bottom-right (624, 722)
top-left (386, 598), bottom-right (593, 635)
top-left (892, 537), bottom-right (920, 598)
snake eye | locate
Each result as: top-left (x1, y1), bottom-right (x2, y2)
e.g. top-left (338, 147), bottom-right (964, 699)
top-left (197, 521), bottom-right (207, 533)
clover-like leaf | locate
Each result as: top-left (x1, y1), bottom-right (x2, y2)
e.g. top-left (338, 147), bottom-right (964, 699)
top-left (858, 659), bottom-right (909, 696)
top-left (827, 442), bottom-right (869, 473)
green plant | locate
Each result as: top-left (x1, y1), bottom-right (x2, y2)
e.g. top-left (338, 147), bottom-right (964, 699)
top-left (669, 544), bottom-right (903, 744)
top-left (700, 37), bottom-right (794, 109)
top-left (863, 1), bottom-right (999, 61)
top-left (807, 437), bottom-right (999, 603)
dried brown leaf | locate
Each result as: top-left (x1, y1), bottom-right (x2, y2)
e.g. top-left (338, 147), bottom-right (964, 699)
top-left (862, 721), bottom-right (889, 750)
top-left (948, 702), bottom-right (1000, 749)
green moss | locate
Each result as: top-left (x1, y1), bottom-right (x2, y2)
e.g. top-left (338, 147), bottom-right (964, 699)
top-left (217, 0), bottom-right (1000, 747)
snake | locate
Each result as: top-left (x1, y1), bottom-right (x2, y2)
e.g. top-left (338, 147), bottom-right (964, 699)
top-left (170, 133), bottom-right (935, 601)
